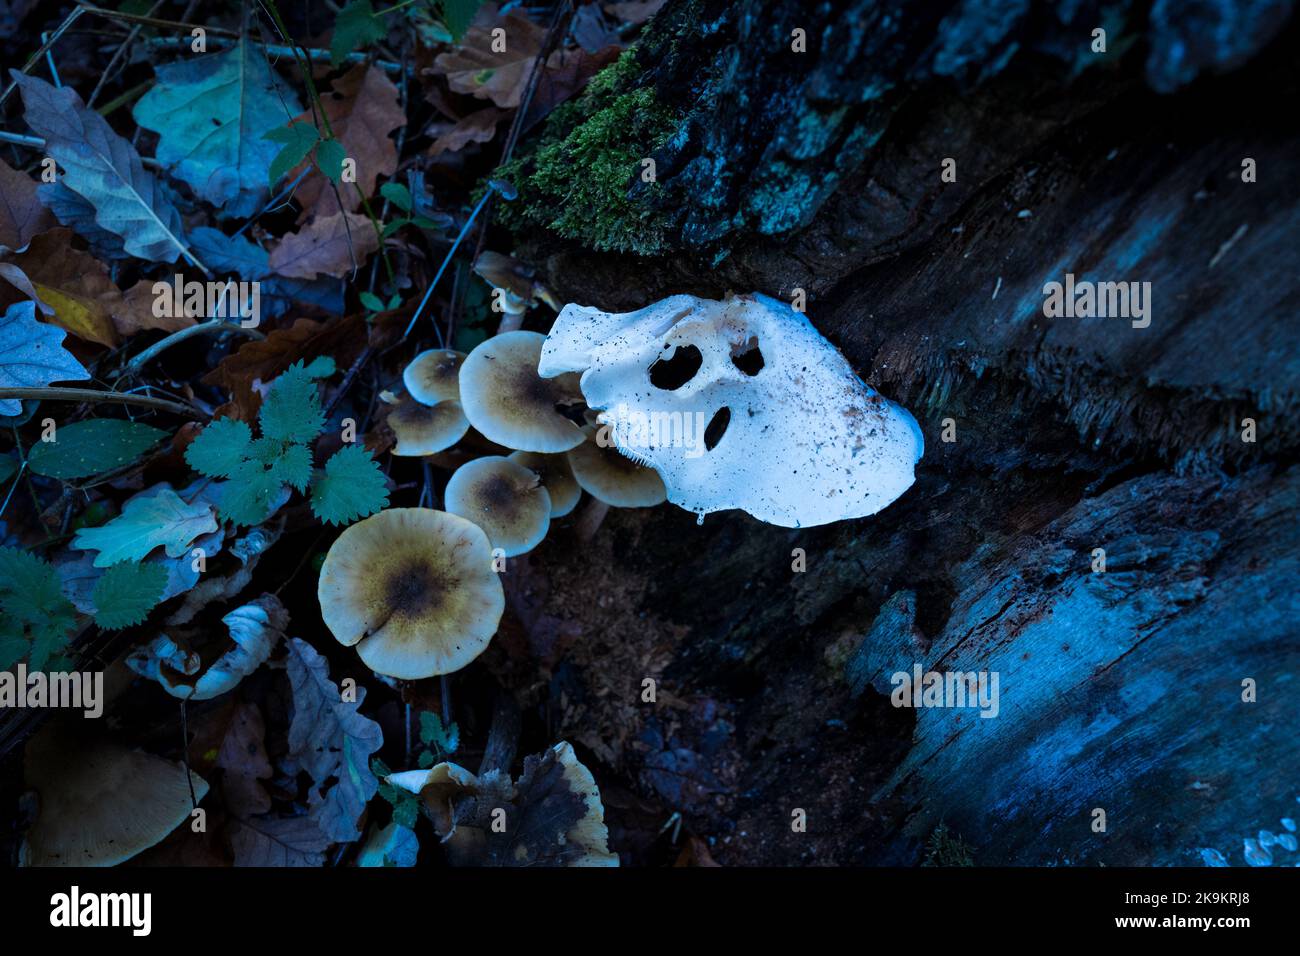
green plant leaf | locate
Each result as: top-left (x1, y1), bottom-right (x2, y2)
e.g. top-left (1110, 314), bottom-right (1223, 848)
top-left (27, 419), bottom-right (167, 480)
top-left (310, 445), bottom-right (389, 526)
top-left (71, 486), bottom-right (219, 567)
top-left (184, 417), bottom-right (254, 478)
top-left (331, 0), bottom-right (388, 66)
top-left (439, 0), bottom-right (483, 43)
top-left (315, 139), bottom-right (347, 185)
top-left (265, 122), bottom-right (320, 190)
top-left (418, 711), bottom-right (459, 755)
top-left (270, 442), bottom-right (313, 492)
top-left (219, 462), bottom-right (286, 527)
top-left (259, 360), bottom-right (329, 444)
top-left (379, 182), bottom-right (412, 212)
top-left (0, 547), bottom-right (78, 670)
top-left (91, 560), bottom-right (167, 630)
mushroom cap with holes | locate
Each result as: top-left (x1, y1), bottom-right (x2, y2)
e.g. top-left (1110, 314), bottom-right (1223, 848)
top-left (566, 428), bottom-right (667, 508)
top-left (22, 722), bottom-right (209, 867)
top-left (403, 349), bottom-right (465, 407)
top-left (508, 451), bottom-right (581, 517)
top-left (389, 396), bottom-right (470, 455)
top-left (318, 508), bottom-right (504, 679)
top-left (459, 331), bottom-right (585, 452)
top-left (444, 456), bottom-right (552, 557)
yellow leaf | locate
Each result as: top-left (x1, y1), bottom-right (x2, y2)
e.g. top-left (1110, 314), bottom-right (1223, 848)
top-left (33, 281), bottom-right (119, 347)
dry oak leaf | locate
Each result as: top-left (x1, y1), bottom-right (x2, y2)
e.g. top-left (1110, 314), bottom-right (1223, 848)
top-left (291, 65), bottom-right (405, 221)
top-left (0, 157), bottom-right (56, 254)
top-left (428, 107), bottom-right (508, 157)
top-left (0, 228), bottom-right (143, 346)
top-left (431, 4), bottom-right (551, 109)
top-left (268, 211), bottom-right (378, 279)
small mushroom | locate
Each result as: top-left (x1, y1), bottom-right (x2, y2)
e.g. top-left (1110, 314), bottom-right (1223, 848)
top-left (458, 331), bottom-right (585, 452)
top-left (317, 508), bottom-right (504, 679)
top-left (444, 456), bottom-right (551, 557)
top-left (566, 427), bottom-right (667, 508)
top-left (386, 741), bottom-right (616, 867)
top-left (403, 348), bottom-right (465, 407)
top-left (388, 396), bottom-right (470, 456)
top-left (22, 722), bottom-right (209, 866)
top-left (473, 251), bottom-right (559, 316)
top-left (508, 451), bottom-right (581, 517)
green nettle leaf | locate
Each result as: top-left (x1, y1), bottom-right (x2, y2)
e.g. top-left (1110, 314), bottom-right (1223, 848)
top-left (219, 462), bottom-right (286, 527)
top-left (27, 419), bottom-right (168, 480)
top-left (0, 300), bottom-right (90, 416)
top-left (315, 139), bottom-right (347, 185)
top-left (265, 122), bottom-right (321, 190)
top-left (271, 442), bottom-right (313, 492)
top-left (331, 0), bottom-right (388, 66)
top-left (11, 72), bottom-right (193, 265)
top-left (185, 417), bottom-right (254, 478)
top-left (0, 547), bottom-right (78, 671)
top-left (259, 360), bottom-right (330, 444)
top-left (419, 711), bottom-right (460, 755)
top-left (310, 445), bottom-right (390, 526)
top-left (373, 758), bottom-right (422, 829)
top-left (184, 362), bottom-right (358, 527)
top-left (71, 486), bottom-right (219, 567)
top-left (91, 560), bottom-right (168, 630)
top-left (132, 36), bottom-right (303, 218)
top-left (440, 0), bottom-right (483, 43)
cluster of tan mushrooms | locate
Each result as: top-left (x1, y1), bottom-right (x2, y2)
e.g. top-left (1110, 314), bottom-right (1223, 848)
top-left (318, 327), bottom-right (666, 683)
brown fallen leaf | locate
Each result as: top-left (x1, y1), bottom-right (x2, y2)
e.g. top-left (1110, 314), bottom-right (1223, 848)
top-left (431, 3), bottom-right (549, 109)
top-left (0, 228), bottom-right (136, 346)
top-left (428, 106), bottom-right (507, 157)
top-left (0, 157), bottom-right (55, 254)
top-left (291, 65), bottom-right (405, 221)
top-left (523, 45), bottom-right (621, 129)
top-left (118, 278), bottom-right (200, 335)
top-left (203, 315), bottom-right (367, 421)
top-left (215, 699), bottom-right (273, 817)
top-left (268, 211), bottom-right (378, 279)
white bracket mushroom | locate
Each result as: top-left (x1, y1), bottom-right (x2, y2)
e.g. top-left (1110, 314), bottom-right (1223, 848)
top-left (539, 293), bottom-right (924, 528)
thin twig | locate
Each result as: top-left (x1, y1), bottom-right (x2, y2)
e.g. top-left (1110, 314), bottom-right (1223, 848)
top-left (124, 318), bottom-right (265, 374)
top-left (0, 387), bottom-right (202, 417)
top-left (0, 6), bottom-right (88, 107)
top-left (141, 35), bottom-right (403, 73)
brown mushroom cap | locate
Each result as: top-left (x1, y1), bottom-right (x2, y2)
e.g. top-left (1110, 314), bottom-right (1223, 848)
top-left (22, 722), bottom-right (209, 867)
top-left (403, 349), bottom-right (465, 407)
top-left (317, 508), bottom-right (504, 679)
top-left (389, 396), bottom-right (470, 456)
top-left (566, 427), bottom-right (667, 507)
top-left (444, 456), bottom-right (551, 557)
top-left (459, 331), bottom-right (585, 452)
top-left (508, 451), bottom-right (581, 518)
